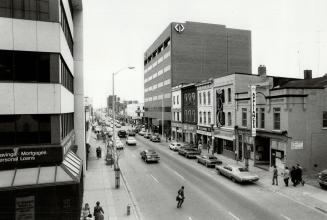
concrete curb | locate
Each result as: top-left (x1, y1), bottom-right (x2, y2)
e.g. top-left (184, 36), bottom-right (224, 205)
top-left (120, 169), bottom-right (142, 220)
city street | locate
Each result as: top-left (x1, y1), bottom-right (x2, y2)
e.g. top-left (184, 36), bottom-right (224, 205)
top-left (117, 127), bottom-right (326, 220)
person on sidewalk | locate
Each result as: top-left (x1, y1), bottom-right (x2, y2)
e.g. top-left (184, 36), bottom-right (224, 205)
top-left (176, 186), bottom-right (185, 208)
top-left (93, 201), bottom-right (104, 220)
top-left (290, 166), bottom-right (297, 186)
top-left (272, 165), bottom-right (278, 185)
top-left (82, 203), bottom-right (92, 220)
top-left (283, 167), bottom-right (290, 187)
top-left (207, 144), bottom-right (210, 154)
top-left (296, 164), bottom-right (305, 186)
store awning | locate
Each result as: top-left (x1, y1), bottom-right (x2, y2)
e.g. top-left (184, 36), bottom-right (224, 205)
top-left (0, 151), bottom-right (82, 191)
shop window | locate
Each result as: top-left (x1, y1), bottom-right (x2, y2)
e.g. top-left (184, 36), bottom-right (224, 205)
top-left (242, 108), bottom-right (247, 127)
top-left (228, 88), bottom-right (231, 102)
top-left (228, 112), bottom-right (231, 126)
top-left (323, 111), bottom-right (327, 128)
top-left (208, 91), bottom-right (211, 105)
top-left (223, 139), bottom-right (233, 151)
top-left (260, 108), bottom-right (265, 128)
top-left (273, 108), bottom-right (281, 130)
top-left (0, 50), bottom-right (13, 80)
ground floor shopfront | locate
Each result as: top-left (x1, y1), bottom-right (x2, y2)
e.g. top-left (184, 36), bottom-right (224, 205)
top-left (182, 124), bottom-right (197, 144)
top-left (213, 128), bottom-right (235, 159)
top-left (197, 126), bottom-right (213, 150)
top-left (171, 122), bottom-right (183, 142)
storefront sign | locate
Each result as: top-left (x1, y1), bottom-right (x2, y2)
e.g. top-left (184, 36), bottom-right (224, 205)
top-left (250, 85), bottom-right (256, 137)
top-left (16, 196), bottom-right (35, 220)
top-left (291, 141), bottom-right (303, 150)
top-left (197, 130), bottom-right (212, 136)
top-left (197, 126), bottom-right (212, 132)
top-left (0, 146), bottom-right (63, 169)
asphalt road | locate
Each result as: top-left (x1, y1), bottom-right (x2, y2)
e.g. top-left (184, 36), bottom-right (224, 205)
top-left (117, 127), bottom-right (326, 220)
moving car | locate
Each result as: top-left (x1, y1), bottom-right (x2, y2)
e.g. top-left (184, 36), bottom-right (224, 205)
top-left (215, 164), bottom-right (259, 183)
top-left (150, 134), bottom-right (160, 142)
top-left (118, 130), bottom-right (127, 138)
top-left (144, 133), bottom-right (151, 139)
top-left (169, 142), bottom-right (182, 151)
top-left (196, 155), bottom-right (222, 167)
top-left (140, 150), bottom-right (160, 163)
top-left (115, 140), bottom-right (124, 150)
top-left (138, 130), bottom-right (145, 136)
top-left (318, 169), bottom-right (327, 188)
top-left (126, 137), bottom-right (137, 145)
top-left (128, 130), bottom-right (136, 136)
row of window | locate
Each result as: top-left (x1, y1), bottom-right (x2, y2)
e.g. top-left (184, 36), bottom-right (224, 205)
top-left (60, 0), bottom-right (73, 55)
top-left (183, 110), bottom-right (196, 123)
top-left (60, 113), bottom-right (74, 140)
top-left (0, 0), bottom-right (51, 21)
top-left (144, 51), bottom-right (171, 74)
top-left (144, 93), bottom-right (171, 102)
top-left (145, 79), bottom-right (171, 93)
top-left (198, 91), bottom-right (212, 105)
top-left (199, 111), bottom-right (212, 125)
top-left (143, 107), bottom-right (171, 112)
top-left (206, 88), bottom-right (232, 105)
top-left (173, 111), bottom-right (181, 121)
top-left (144, 65), bottom-right (171, 84)
top-left (242, 108), bottom-right (271, 129)
top-left (144, 37), bottom-right (171, 66)
top-left (0, 114), bottom-right (51, 146)
top-left (173, 95), bottom-right (180, 105)
top-left (0, 50), bottom-right (74, 93)
top-left (184, 92), bottom-right (196, 106)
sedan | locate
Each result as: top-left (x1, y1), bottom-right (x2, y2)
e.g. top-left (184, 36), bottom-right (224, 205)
top-left (115, 140), bottom-right (124, 150)
top-left (215, 164), bottom-right (259, 183)
top-left (126, 137), bottom-right (137, 145)
top-left (140, 150), bottom-right (160, 163)
top-left (184, 148), bottom-right (201, 159)
top-left (196, 155), bottom-right (222, 167)
top-left (150, 135), bottom-right (160, 142)
top-left (138, 130), bottom-right (145, 136)
top-left (169, 142), bottom-right (182, 151)
top-left (144, 133), bottom-right (151, 139)
top-left (318, 169), bottom-right (327, 188)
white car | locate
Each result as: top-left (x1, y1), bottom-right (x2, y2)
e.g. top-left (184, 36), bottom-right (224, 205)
top-left (115, 140), bottom-right (124, 150)
top-left (126, 137), bottom-right (137, 145)
top-left (215, 164), bottom-right (259, 183)
top-left (139, 130), bottom-right (145, 136)
top-left (169, 142), bottom-right (182, 151)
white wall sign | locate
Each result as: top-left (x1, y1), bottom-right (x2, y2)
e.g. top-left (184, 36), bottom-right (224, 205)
top-left (16, 196), bottom-right (35, 220)
top-left (250, 85), bottom-right (256, 137)
top-left (291, 141), bottom-right (303, 150)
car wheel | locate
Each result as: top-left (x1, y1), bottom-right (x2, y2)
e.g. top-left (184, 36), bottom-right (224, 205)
top-left (217, 170), bottom-right (221, 175)
top-left (231, 177), bottom-right (236, 183)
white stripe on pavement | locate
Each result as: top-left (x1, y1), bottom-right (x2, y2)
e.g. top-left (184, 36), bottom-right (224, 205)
top-left (174, 171), bottom-right (185, 180)
top-left (150, 174), bottom-right (159, 183)
top-left (281, 214), bottom-right (292, 220)
top-left (188, 217), bottom-right (193, 220)
top-left (228, 212), bottom-right (240, 220)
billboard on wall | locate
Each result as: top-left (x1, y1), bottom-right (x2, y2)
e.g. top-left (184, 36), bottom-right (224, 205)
top-left (250, 85), bottom-right (256, 137)
top-left (216, 89), bottom-right (225, 127)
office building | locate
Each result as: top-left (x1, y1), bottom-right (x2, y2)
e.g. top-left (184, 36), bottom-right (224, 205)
top-left (0, 0), bottom-right (84, 218)
top-left (144, 21), bottom-right (252, 135)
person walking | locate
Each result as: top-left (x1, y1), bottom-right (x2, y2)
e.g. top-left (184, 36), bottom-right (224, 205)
top-left (272, 165), bottom-right (278, 185)
top-left (82, 203), bottom-right (92, 220)
top-left (296, 164), bottom-right (305, 186)
top-left (93, 201), bottom-right (104, 220)
top-left (283, 167), bottom-right (290, 187)
top-left (290, 166), bottom-right (297, 186)
top-left (176, 186), bottom-right (185, 208)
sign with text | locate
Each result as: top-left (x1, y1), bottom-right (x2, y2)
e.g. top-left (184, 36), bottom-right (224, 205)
top-left (250, 85), bottom-right (256, 137)
top-left (291, 141), bottom-right (303, 150)
top-left (16, 196), bottom-right (35, 220)
top-left (0, 146), bottom-right (63, 169)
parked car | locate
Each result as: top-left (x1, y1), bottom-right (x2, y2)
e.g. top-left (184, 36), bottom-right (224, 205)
top-left (318, 169), bottom-right (327, 188)
top-left (126, 137), bottom-right (137, 145)
top-left (169, 142), bottom-right (182, 151)
top-left (115, 140), bottom-right (124, 150)
top-left (196, 155), bottom-right (222, 167)
top-left (215, 164), bottom-right (259, 183)
top-left (144, 133), bottom-right (151, 139)
top-left (118, 130), bottom-right (127, 138)
top-left (115, 124), bottom-right (121, 128)
top-left (184, 148), bottom-right (201, 159)
top-left (150, 134), bottom-right (160, 142)
top-left (178, 147), bottom-right (198, 157)
top-left (138, 130), bottom-right (145, 136)
top-left (140, 150), bottom-right (160, 163)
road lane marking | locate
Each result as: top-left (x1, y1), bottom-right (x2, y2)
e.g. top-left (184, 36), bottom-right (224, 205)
top-left (228, 212), bottom-right (240, 220)
top-left (188, 217), bottom-right (193, 220)
top-left (150, 174), bottom-right (159, 183)
top-left (281, 214), bottom-right (291, 220)
top-left (174, 171), bottom-right (185, 180)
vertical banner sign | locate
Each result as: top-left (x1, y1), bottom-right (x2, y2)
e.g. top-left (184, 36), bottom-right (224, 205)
top-left (251, 86), bottom-right (256, 137)
top-left (16, 196), bottom-right (35, 220)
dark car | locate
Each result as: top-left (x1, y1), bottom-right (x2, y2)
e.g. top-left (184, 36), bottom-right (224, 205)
top-left (128, 130), bottom-right (136, 136)
top-left (150, 134), bottom-right (160, 142)
top-left (318, 169), bottom-right (327, 188)
top-left (144, 133), bottom-right (151, 139)
top-left (184, 148), bottom-right (201, 159)
top-left (117, 130), bottom-right (127, 138)
top-left (196, 155), bottom-right (222, 167)
top-left (178, 147), bottom-right (196, 156)
top-left (140, 150), bottom-right (160, 163)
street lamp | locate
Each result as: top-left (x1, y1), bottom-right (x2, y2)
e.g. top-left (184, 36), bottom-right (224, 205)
top-left (112, 66), bottom-right (134, 188)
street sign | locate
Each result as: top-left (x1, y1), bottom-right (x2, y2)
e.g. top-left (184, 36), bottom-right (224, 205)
top-left (251, 85), bottom-right (256, 137)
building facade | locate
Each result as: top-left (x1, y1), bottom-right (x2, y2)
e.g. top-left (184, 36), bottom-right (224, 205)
top-left (0, 0), bottom-right (84, 219)
top-left (144, 21), bottom-right (252, 137)
top-left (181, 83), bottom-right (197, 143)
top-left (171, 85), bottom-right (182, 141)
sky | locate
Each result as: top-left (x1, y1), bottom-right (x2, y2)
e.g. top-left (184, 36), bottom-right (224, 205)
top-left (83, 0), bottom-right (327, 108)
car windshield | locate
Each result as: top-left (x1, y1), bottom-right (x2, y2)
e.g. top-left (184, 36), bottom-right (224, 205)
top-left (238, 168), bottom-right (248, 172)
top-left (147, 150), bottom-right (157, 154)
top-left (208, 156), bottom-right (217, 160)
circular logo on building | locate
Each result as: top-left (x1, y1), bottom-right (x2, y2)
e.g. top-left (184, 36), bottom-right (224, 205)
top-left (174, 24), bottom-right (184, 33)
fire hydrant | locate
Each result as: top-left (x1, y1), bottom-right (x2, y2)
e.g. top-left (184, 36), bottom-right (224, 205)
top-left (127, 204), bottom-right (131, 216)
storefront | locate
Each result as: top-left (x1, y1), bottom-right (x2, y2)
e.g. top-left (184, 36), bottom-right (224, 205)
top-left (171, 122), bottom-right (182, 142)
top-left (214, 128), bottom-right (235, 158)
top-left (0, 147), bottom-right (83, 220)
top-left (182, 124), bottom-right (197, 144)
top-left (197, 126), bottom-right (212, 147)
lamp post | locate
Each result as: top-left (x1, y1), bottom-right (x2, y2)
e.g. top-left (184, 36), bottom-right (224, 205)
top-left (112, 66), bottom-right (134, 188)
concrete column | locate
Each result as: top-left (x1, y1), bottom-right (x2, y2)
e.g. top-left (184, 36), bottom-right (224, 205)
top-left (73, 8), bottom-right (86, 174)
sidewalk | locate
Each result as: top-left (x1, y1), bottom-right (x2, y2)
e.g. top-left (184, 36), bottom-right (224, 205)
top-left (82, 131), bottom-right (139, 220)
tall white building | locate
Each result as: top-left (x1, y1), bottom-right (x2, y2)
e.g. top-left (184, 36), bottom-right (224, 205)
top-left (0, 0), bottom-right (84, 218)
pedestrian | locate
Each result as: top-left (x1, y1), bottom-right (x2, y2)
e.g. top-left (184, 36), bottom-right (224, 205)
top-left (207, 144), bottom-right (210, 154)
top-left (290, 166), bottom-right (296, 186)
top-left (82, 203), bottom-right (92, 220)
top-left (93, 201), bottom-right (104, 220)
top-left (296, 164), bottom-right (305, 186)
top-left (176, 186), bottom-right (185, 208)
top-left (272, 165), bottom-right (278, 185)
top-left (283, 166), bottom-right (290, 187)
top-left (96, 146), bottom-right (102, 159)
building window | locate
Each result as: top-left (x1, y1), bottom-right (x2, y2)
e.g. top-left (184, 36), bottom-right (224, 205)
top-left (204, 112), bottom-right (207, 124)
top-left (208, 91), bottom-right (211, 105)
top-left (199, 112), bottom-right (202, 124)
top-left (177, 95), bottom-right (179, 104)
top-left (223, 140), bottom-right (234, 151)
top-left (242, 108), bottom-right (247, 127)
top-left (222, 89), bottom-right (225, 103)
top-left (61, 57), bottom-right (74, 93)
top-left (193, 110), bottom-right (196, 122)
top-left (0, 50), bottom-right (13, 80)
top-left (228, 88), bottom-right (231, 102)
top-left (228, 112), bottom-right (231, 126)
top-left (192, 93), bottom-right (196, 105)
top-left (208, 112), bottom-right (211, 124)
top-left (203, 92), bottom-right (206, 105)
top-left (177, 112), bottom-right (180, 121)
top-left (323, 112), bottom-right (327, 128)
top-left (173, 96), bottom-right (175, 105)
top-left (60, 1), bottom-right (73, 55)
top-left (273, 108), bottom-right (281, 130)
top-left (184, 110), bottom-right (187, 121)
top-left (199, 93), bottom-right (202, 105)
top-left (188, 110), bottom-right (191, 122)
top-left (260, 108), bottom-right (265, 128)
top-left (184, 94), bottom-right (188, 103)
top-left (61, 113), bottom-right (74, 140)
top-left (173, 112), bottom-right (176, 121)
